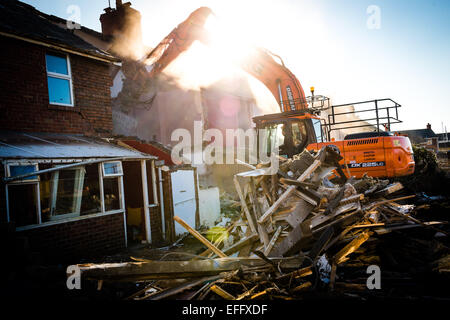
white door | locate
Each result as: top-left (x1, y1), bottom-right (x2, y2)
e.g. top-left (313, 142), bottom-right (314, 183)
top-left (171, 169), bottom-right (197, 235)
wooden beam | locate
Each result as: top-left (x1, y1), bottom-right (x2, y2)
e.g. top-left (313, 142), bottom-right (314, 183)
top-left (234, 176), bottom-right (258, 234)
top-left (77, 257), bottom-right (305, 281)
top-left (333, 231), bottom-right (370, 265)
top-left (174, 216), bottom-right (227, 258)
top-left (258, 159), bottom-right (321, 224)
top-left (367, 195), bottom-right (416, 210)
top-left (264, 226), bottom-right (283, 256)
top-left (249, 177), bottom-right (270, 248)
top-left (210, 285), bottom-right (236, 300)
top-left (149, 275), bottom-right (222, 300)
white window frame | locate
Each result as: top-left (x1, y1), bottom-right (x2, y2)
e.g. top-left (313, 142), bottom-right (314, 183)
top-left (46, 53), bottom-right (75, 107)
top-left (5, 162), bottom-right (41, 224)
top-left (102, 161), bottom-right (123, 177)
top-left (100, 161), bottom-right (124, 211)
top-left (48, 167), bottom-right (86, 221)
top-left (6, 163), bottom-right (39, 183)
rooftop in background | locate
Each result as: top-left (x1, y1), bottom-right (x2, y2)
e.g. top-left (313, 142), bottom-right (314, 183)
top-left (0, 131), bottom-right (156, 160)
top-left (0, 0), bottom-right (119, 62)
top-left (397, 124), bottom-right (438, 144)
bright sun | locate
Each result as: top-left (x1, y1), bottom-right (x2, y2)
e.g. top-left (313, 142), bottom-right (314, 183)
top-left (160, 0), bottom-right (326, 113)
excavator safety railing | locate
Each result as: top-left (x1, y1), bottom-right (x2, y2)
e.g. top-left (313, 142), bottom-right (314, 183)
top-left (279, 96), bottom-right (331, 113)
top-left (325, 98), bottom-right (402, 140)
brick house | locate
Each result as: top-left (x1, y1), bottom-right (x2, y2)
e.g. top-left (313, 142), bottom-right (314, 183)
top-left (0, 0), bottom-right (162, 263)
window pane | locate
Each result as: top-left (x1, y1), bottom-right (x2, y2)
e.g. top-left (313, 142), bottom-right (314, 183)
top-left (292, 122), bottom-right (306, 147)
top-left (312, 119), bottom-right (323, 143)
top-left (48, 77), bottom-right (71, 105)
top-left (54, 169), bottom-right (84, 216)
top-left (9, 165), bottom-right (37, 181)
top-left (103, 178), bottom-right (120, 211)
top-left (103, 162), bottom-right (122, 175)
top-left (80, 165), bottom-right (101, 215)
top-left (8, 184), bottom-right (38, 227)
top-left (40, 166), bottom-right (100, 221)
top-left (46, 54), bottom-right (68, 75)
top-left (39, 168), bottom-right (84, 221)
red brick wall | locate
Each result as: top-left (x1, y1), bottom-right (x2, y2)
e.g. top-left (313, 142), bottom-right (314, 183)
top-left (16, 213), bottom-right (125, 262)
top-left (0, 36), bottom-right (113, 135)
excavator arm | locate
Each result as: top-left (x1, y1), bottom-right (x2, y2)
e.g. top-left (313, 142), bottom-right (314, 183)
top-left (145, 6), bottom-right (308, 111)
top-left (239, 47), bottom-right (307, 111)
top-left (144, 7), bottom-right (213, 77)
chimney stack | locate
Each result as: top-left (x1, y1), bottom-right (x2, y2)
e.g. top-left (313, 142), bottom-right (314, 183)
top-left (100, 1), bottom-right (143, 58)
top-left (426, 123), bottom-right (432, 130)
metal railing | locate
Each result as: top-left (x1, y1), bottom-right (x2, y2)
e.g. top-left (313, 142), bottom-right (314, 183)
top-left (326, 98), bottom-right (402, 139)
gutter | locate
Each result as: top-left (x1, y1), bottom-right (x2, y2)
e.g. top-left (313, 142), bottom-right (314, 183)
top-left (0, 31), bottom-right (120, 65)
top-left (3, 156), bottom-right (151, 183)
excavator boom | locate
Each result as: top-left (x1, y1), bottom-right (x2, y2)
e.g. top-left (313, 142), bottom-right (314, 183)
top-left (144, 7), bottom-right (307, 111)
top-left (143, 6), bottom-right (414, 179)
top-left (145, 7), bottom-right (212, 77)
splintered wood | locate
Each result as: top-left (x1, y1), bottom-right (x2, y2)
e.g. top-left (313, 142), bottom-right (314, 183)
top-left (75, 146), bottom-right (448, 301)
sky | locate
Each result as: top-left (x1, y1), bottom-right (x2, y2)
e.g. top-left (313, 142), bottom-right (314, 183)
top-left (22, 0), bottom-right (450, 132)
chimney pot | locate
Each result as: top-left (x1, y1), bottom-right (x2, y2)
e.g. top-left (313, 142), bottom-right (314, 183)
top-left (426, 123), bottom-right (431, 130)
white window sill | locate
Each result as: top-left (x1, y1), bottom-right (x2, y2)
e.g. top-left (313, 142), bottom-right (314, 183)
top-left (15, 209), bottom-right (124, 232)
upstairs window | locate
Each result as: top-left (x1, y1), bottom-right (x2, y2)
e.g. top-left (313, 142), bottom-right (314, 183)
top-left (45, 53), bottom-right (74, 106)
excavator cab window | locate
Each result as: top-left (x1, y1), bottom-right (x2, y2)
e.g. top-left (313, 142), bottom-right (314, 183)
top-left (312, 118), bottom-right (324, 143)
top-left (291, 121), bottom-right (307, 149)
top-left (265, 123), bottom-right (286, 156)
top-left (258, 116), bottom-right (320, 158)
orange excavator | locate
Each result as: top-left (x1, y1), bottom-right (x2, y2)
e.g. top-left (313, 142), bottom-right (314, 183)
top-left (145, 7), bottom-right (415, 178)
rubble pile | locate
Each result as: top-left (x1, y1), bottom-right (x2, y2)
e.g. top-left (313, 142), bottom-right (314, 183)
top-left (76, 146), bottom-right (449, 300)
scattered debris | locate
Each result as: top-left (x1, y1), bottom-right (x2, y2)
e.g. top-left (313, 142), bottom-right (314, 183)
top-left (75, 146), bottom-right (449, 300)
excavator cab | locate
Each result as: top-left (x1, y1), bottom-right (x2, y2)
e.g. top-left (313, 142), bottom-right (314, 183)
top-left (253, 111), bottom-right (324, 158)
top-left (254, 98), bottom-right (415, 179)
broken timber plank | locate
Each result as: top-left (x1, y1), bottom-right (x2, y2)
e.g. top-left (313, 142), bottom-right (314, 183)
top-left (373, 182), bottom-right (403, 197)
top-left (210, 285), bottom-right (236, 300)
top-left (283, 199), bottom-right (314, 229)
top-left (271, 174), bottom-right (278, 202)
top-left (333, 231), bottom-right (370, 265)
top-left (366, 195), bottom-right (416, 210)
top-left (77, 257), bottom-right (304, 281)
top-left (258, 159), bottom-right (322, 224)
top-left (329, 263), bottom-right (337, 291)
top-left (310, 202), bottom-right (359, 230)
top-left (210, 234), bottom-right (259, 258)
top-left (234, 176), bottom-right (258, 234)
top-left (275, 267), bottom-right (312, 281)
top-left (174, 216), bottom-right (227, 258)
top-left (149, 275), bottom-right (222, 300)
top-left (291, 282), bottom-right (312, 292)
top-left (249, 177), bottom-right (270, 248)
top-left (260, 178), bottom-right (273, 205)
top-left (279, 183), bottom-right (317, 206)
top-left (264, 226), bottom-right (283, 256)
top-left (268, 219), bottom-right (313, 257)
top-left (382, 204), bottom-right (449, 236)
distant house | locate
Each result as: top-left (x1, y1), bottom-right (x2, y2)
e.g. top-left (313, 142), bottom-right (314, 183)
top-left (0, 0), bottom-right (163, 262)
top-left (397, 123), bottom-right (438, 145)
top-left (397, 123), bottom-right (440, 153)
